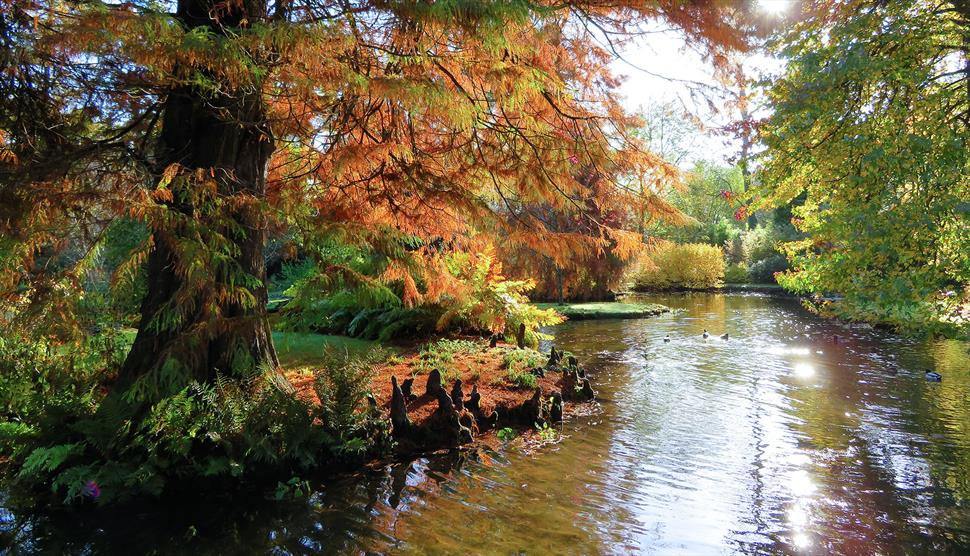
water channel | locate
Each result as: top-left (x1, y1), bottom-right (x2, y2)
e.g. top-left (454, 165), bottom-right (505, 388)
top-left (6, 293), bottom-right (970, 554)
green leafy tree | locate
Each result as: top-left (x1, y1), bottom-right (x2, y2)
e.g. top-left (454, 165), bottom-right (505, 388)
top-left (758, 0), bottom-right (970, 332)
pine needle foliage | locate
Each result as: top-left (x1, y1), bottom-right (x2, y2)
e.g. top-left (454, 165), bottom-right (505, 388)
top-left (1, 0), bottom-right (755, 387)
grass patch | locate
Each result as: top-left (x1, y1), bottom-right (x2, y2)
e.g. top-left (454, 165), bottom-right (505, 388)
top-left (505, 368), bottom-right (537, 389)
top-left (414, 338), bottom-right (482, 380)
top-left (502, 348), bottom-right (544, 389)
top-left (533, 301), bottom-right (669, 320)
top-left (113, 329), bottom-right (383, 370)
top-left (273, 332), bottom-right (380, 369)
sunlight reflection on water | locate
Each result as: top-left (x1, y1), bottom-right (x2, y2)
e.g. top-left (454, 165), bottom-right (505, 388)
top-left (5, 293), bottom-right (970, 555)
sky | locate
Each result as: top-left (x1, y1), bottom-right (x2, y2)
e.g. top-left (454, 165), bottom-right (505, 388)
top-left (608, 0), bottom-right (791, 168)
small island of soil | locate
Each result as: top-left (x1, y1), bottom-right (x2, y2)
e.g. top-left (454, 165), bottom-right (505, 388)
top-left (289, 341), bottom-right (596, 454)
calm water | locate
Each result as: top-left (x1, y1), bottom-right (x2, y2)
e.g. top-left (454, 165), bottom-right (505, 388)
top-left (5, 293), bottom-right (970, 555)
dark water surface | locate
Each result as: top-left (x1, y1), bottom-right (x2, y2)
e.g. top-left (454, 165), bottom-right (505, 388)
top-left (4, 293), bottom-right (970, 555)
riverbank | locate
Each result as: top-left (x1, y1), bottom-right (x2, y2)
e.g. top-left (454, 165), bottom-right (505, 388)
top-left (8, 292), bottom-right (970, 553)
top-left (285, 338), bottom-right (596, 454)
top-left (115, 329), bottom-right (599, 455)
top-left (624, 283), bottom-right (797, 297)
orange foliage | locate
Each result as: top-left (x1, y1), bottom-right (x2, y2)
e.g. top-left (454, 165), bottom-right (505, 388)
top-left (0, 0), bottom-right (755, 334)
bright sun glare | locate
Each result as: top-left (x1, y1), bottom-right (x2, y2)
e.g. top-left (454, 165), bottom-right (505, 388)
top-left (758, 0), bottom-right (790, 15)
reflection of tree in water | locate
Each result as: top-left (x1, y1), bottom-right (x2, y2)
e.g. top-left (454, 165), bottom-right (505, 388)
top-left (779, 319), bottom-right (970, 552)
top-left (897, 338), bottom-right (970, 532)
top-left (7, 295), bottom-right (970, 553)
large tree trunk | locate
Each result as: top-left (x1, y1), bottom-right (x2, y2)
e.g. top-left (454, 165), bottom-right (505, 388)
top-left (120, 0), bottom-right (279, 388)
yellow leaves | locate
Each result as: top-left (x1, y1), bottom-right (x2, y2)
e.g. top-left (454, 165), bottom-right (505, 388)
top-left (631, 242), bottom-right (725, 290)
top-left (153, 164), bottom-right (181, 202)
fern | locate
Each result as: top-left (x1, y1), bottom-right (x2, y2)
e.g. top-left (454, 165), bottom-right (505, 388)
top-left (19, 443), bottom-right (84, 477)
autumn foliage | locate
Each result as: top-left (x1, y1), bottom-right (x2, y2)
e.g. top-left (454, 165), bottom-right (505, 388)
top-left (0, 0), bottom-right (755, 389)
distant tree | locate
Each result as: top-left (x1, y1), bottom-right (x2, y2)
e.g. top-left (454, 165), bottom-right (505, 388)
top-left (636, 100), bottom-right (702, 167)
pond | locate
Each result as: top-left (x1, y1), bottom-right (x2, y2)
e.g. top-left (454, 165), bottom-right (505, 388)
top-left (4, 293), bottom-right (970, 554)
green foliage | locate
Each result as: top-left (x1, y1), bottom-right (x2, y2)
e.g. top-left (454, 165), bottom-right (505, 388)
top-left (647, 160), bottom-right (745, 245)
top-left (719, 224), bottom-right (796, 285)
top-left (496, 427), bottom-right (517, 442)
top-left (505, 368), bottom-right (538, 389)
top-left (532, 301), bottom-right (668, 320)
top-left (283, 244), bottom-right (563, 346)
top-left (0, 332), bottom-right (121, 463)
top-left (438, 250), bottom-right (563, 348)
top-left (631, 243), bottom-right (725, 290)
top-left (748, 254), bottom-right (789, 285)
top-left (759, 0), bottom-right (970, 333)
top-left (741, 225), bottom-right (781, 267)
top-left (502, 348), bottom-right (543, 389)
top-left (724, 263), bottom-right (749, 284)
top-left (3, 340), bottom-right (391, 505)
top-left (412, 338), bottom-right (481, 380)
top-left (268, 259), bottom-right (314, 309)
top-left (274, 476), bottom-right (313, 500)
top-left (312, 348), bottom-right (389, 459)
top-left (535, 421), bottom-right (558, 443)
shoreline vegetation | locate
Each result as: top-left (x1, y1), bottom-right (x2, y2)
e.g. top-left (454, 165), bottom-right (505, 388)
top-left (288, 338), bottom-right (598, 456)
top-left (624, 283), bottom-right (795, 296)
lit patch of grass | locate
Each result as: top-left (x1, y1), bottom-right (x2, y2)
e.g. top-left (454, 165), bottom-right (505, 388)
top-left (273, 332), bottom-right (380, 369)
top-left (505, 367), bottom-right (537, 389)
top-left (413, 339), bottom-right (482, 376)
top-left (532, 302), bottom-right (668, 321)
top-left (502, 348), bottom-right (544, 373)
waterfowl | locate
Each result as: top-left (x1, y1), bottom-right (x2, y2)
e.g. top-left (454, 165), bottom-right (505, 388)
top-left (925, 370), bottom-right (942, 382)
top-left (720, 333), bottom-right (729, 340)
top-left (702, 329), bottom-right (710, 339)
top-left (663, 334), bottom-right (671, 343)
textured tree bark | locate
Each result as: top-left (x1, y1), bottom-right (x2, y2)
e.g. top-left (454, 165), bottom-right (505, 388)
top-left (120, 0), bottom-right (279, 388)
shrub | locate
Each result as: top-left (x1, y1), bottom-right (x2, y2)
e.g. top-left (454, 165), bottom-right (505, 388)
top-left (282, 248), bottom-right (562, 347)
top-left (0, 332), bottom-right (119, 462)
top-left (723, 236), bottom-right (745, 265)
top-left (631, 243), bottom-right (725, 290)
top-left (741, 224), bottom-right (779, 265)
top-left (748, 254), bottom-right (789, 284)
top-left (724, 263), bottom-right (750, 284)
top-left (438, 250), bottom-right (563, 348)
top-left (312, 348), bottom-right (391, 460)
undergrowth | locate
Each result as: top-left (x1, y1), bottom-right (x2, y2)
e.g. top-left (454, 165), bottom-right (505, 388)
top-left (0, 335), bottom-right (390, 506)
top-left (502, 348), bottom-right (544, 389)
